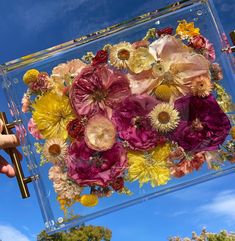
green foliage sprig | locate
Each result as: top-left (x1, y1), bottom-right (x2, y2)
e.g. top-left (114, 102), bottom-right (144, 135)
top-left (37, 225), bottom-right (112, 241)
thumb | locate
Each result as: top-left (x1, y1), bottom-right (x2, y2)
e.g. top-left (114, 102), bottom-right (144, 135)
top-left (0, 155), bottom-right (15, 178)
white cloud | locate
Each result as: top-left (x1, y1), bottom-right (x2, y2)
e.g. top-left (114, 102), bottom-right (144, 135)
top-left (0, 225), bottom-right (31, 241)
top-left (198, 190), bottom-right (235, 222)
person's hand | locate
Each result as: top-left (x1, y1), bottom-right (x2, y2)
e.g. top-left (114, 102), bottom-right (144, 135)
top-left (0, 119), bottom-right (20, 177)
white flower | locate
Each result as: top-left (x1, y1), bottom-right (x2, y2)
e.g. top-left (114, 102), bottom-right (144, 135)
top-left (149, 103), bottom-right (180, 133)
top-left (43, 138), bottom-right (68, 165)
top-left (49, 166), bottom-right (82, 200)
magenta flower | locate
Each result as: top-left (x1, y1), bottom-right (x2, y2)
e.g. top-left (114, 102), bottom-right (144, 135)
top-left (112, 95), bottom-right (165, 151)
top-left (69, 65), bottom-right (131, 118)
top-left (171, 95), bottom-right (231, 152)
top-left (66, 140), bottom-right (127, 187)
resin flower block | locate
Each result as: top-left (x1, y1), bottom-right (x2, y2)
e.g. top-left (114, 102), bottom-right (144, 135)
top-left (1, 0), bottom-right (235, 233)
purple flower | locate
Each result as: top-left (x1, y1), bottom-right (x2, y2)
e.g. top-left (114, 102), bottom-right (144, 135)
top-left (171, 95), bottom-right (231, 152)
top-left (66, 140), bottom-right (127, 187)
top-left (112, 95), bottom-right (166, 151)
top-left (69, 65), bottom-right (131, 118)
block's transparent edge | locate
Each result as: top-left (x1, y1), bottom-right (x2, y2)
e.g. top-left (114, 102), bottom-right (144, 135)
top-left (0, 66), bottom-right (57, 232)
top-left (48, 166), bottom-right (235, 235)
top-left (1, 0), bottom-right (207, 72)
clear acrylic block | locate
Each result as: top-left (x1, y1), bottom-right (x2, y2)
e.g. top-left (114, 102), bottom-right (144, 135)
top-left (1, 0), bottom-right (235, 233)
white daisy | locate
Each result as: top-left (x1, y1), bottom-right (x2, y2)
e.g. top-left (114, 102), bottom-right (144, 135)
top-left (109, 42), bottom-right (134, 69)
top-left (149, 103), bottom-right (180, 133)
top-left (43, 138), bottom-right (68, 165)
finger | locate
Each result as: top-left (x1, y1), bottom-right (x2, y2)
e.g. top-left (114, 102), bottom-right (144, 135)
top-left (0, 134), bottom-right (20, 149)
top-left (0, 119), bottom-right (3, 133)
top-left (0, 155), bottom-right (15, 178)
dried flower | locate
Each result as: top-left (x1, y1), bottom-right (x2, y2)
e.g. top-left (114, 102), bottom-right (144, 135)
top-left (191, 74), bottom-right (213, 97)
top-left (43, 138), bottom-right (68, 165)
top-left (127, 143), bottom-right (171, 187)
top-left (80, 194), bottom-right (98, 207)
top-left (28, 72), bottom-right (52, 93)
top-left (49, 166), bottom-right (83, 200)
top-left (128, 47), bottom-right (155, 74)
top-left (67, 141), bottom-right (127, 187)
top-left (210, 63), bottom-right (223, 81)
top-left (67, 117), bottom-right (86, 140)
top-left (149, 103), bottom-right (180, 133)
top-left (109, 42), bottom-right (134, 69)
top-left (112, 95), bottom-right (165, 151)
top-left (51, 59), bottom-right (86, 94)
top-left (69, 65), bottom-right (131, 117)
top-left (23, 69), bottom-right (39, 85)
top-left (92, 50), bottom-right (108, 66)
top-left (28, 118), bottom-right (43, 140)
top-left (84, 115), bottom-right (117, 151)
top-left (176, 20), bottom-right (200, 39)
top-left (154, 84), bottom-right (172, 102)
top-left (156, 27), bottom-right (174, 37)
top-left (32, 91), bottom-right (75, 140)
top-left (149, 35), bottom-right (210, 99)
top-left (21, 93), bottom-right (31, 113)
top-left (172, 95), bottom-right (231, 152)
top-left (189, 35), bottom-right (206, 49)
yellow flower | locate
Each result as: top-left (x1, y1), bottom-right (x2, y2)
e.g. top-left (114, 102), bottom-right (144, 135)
top-left (231, 126), bottom-right (235, 139)
top-left (128, 47), bottom-right (155, 74)
top-left (32, 92), bottom-right (75, 140)
top-left (109, 42), bottom-right (134, 69)
top-left (127, 143), bottom-right (171, 187)
top-left (80, 194), bottom-right (98, 207)
top-left (23, 69), bottom-right (39, 85)
top-left (154, 84), bottom-right (172, 102)
top-left (176, 20), bottom-right (200, 39)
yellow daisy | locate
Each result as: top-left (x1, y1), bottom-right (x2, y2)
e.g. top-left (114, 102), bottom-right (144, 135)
top-left (149, 103), bottom-right (180, 133)
top-left (43, 138), bottom-right (68, 165)
top-left (32, 91), bottom-right (75, 140)
top-left (176, 20), bottom-right (200, 39)
top-left (127, 143), bottom-right (171, 187)
top-left (109, 42), bottom-right (134, 69)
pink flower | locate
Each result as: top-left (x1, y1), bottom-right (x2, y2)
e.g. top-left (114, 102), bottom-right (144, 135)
top-left (21, 94), bottom-right (30, 113)
top-left (112, 95), bottom-right (165, 151)
top-left (171, 152), bottom-right (205, 178)
top-left (210, 63), bottom-right (223, 81)
top-left (132, 40), bottom-right (149, 49)
top-left (69, 65), bottom-right (131, 118)
top-left (189, 35), bottom-right (216, 62)
top-left (189, 35), bottom-right (206, 49)
top-left (204, 38), bottom-right (216, 62)
top-left (28, 118), bottom-right (43, 140)
top-left (171, 95), bottom-right (231, 152)
top-left (28, 72), bottom-right (51, 93)
top-left (66, 140), bottom-right (127, 187)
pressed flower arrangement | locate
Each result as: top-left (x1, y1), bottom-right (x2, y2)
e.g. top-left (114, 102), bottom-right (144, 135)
top-left (20, 20), bottom-right (235, 213)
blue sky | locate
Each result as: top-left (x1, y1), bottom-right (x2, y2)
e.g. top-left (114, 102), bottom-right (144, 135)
top-left (0, 0), bottom-right (235, 240)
